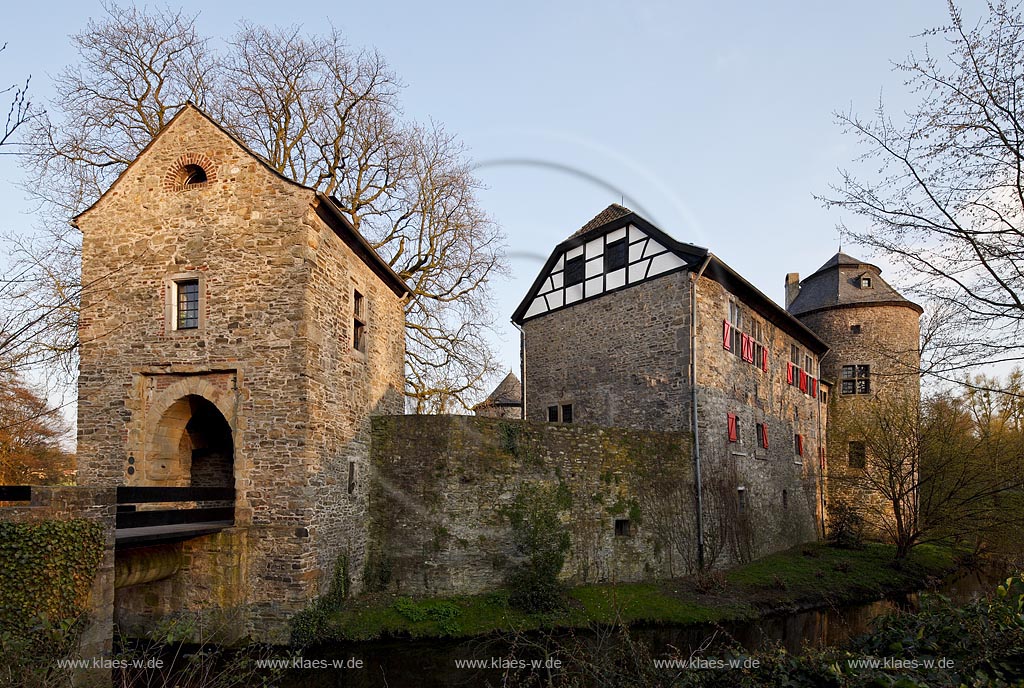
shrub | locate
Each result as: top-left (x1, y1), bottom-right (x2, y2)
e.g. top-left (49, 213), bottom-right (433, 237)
top-left (826, 501), bottom-right (865, 549)
top-left (504, 483), bottom-right (571, 612)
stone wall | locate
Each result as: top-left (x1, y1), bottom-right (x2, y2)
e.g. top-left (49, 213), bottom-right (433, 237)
top-left (797, 303), bottom-right (921, 536)
top-left (522, 271), bottom-right (692, 430)
top-left (367, 415), bottom-right (695, 595)
top-left (692, 275), bottom-right (825, 564)
top-left (0, 487), bottom-right (117, 685)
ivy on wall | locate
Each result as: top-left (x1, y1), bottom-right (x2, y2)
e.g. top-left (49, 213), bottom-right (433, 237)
top-left (0, 519), bottom-right (105, 633)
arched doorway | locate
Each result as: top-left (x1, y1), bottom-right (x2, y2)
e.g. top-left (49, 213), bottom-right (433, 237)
top-left (146, 395), bottom-right (234, 487)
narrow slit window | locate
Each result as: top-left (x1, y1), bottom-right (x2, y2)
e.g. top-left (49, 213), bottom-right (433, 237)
top-left (614, 518), bottom-right (631, 537)
top-left (347, 461), bottom-right (356, 494)
top-left (353, 289), bottom-right (366, 352)
top-left (737, 488), bottom-right (747, 515)
top-left (176, 279), bottom-right (199, 330)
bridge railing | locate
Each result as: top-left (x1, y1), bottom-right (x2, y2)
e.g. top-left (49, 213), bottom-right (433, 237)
top-left (115, 486), bottom-right (234, 530)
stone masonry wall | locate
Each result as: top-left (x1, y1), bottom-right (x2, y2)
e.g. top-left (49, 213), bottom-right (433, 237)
top-left (302, 207), bottom-right (406, 601)
top-left (797, 303), bottom-right (921, 536)
top-left (523, 271), bottom-right (692, 430)
top-left (367, 415), bottom-right (695, 595)
top-left (693, 276), bottom-right (825, 565)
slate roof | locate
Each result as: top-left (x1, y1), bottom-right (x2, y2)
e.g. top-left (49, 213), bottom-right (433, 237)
top-left (474, 372), bottom-right (522, 408)
top-left (788, 252), bottom-right (922, 316)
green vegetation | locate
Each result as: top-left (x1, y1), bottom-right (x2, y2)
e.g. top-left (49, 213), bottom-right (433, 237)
top-left (299, 541), bottom-right (956, 643)
top-left (504, 482), bottom-right (573, 612)
top-left (0, 519), bottom-right (104, 634)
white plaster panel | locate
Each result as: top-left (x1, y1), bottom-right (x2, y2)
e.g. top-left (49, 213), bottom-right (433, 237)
top-left (648, 252), bottom-right (686, 275)
top-left (628, 225), bottom-right (644, 242)
top-left (628, 260), bottom-right (649, 283)
top-left (524, 297), bottom-right (547, 318)
top-left (565, 283), bottom-right (583, 303)
top-left (585, 238), bottom-right (603, 259)
top-left (585, 276), bottom-right (603, 298)
top-left (566, 246), bottom-right (584, 260)
top-left (545, 290), bottom-right (564, 309)
top-left (629, 240), bottom-right (647, 262)
top-left (585, 258), bottom-right (602, 278)
top-left (606, 228), bottom-right (627, 243)
top-left (606, 268), bottom-right (626, 290)
top-left (644, 240), bottom-right (667, 258)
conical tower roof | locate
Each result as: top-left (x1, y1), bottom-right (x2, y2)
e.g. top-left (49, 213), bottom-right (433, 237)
top-left (788, 252), bottom-right (922, 316)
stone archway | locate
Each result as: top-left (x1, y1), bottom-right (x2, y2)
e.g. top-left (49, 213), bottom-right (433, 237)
top-left (146, 395), bottom-right (234, 487)
top-left (139, 378), bottom-right (238, 487)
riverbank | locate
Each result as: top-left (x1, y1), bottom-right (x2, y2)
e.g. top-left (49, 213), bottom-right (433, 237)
top-left (301, 541), bottom-right (956, 643)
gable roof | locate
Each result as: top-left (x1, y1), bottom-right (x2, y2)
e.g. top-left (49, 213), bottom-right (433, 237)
top-left (569, 203), bottom-right (633, 239)
top-left (473, 372), bottom-right (522, 409)
top-left (71, 102), bottom-right (408, 299)
top-left (788, 251), bottom-right (922, 316)
top-left (512, 205), bottom-right (828, 354)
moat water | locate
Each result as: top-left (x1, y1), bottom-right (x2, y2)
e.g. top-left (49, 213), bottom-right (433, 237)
top-left (271, 566), bottom-right (1010, 688)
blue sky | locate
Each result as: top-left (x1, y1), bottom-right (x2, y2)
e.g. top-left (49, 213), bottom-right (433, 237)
top-left (0, 1), bottom-right (979, 399)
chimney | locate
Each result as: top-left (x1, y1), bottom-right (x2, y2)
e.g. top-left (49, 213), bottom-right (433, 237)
top-left (785, 273), bottom-right (800, 309)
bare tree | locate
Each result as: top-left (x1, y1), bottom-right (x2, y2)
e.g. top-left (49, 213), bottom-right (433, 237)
top-left (0, 43), bottom-right (35, 149)
top-left (13, 6), bottom-right (506, 411)
top-left (825, 1), bottom-right (1024, 382)
top-left (830, 389), bottom-right (1024, 558)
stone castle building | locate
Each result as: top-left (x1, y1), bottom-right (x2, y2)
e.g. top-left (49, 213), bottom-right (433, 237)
top-left (61, 102), bottom-right (921, 643)
top-left (785, 253), bottom-right (922, 531)
top-left (74, 104), bottom-right (408, 640)
top-left (513, 204), bottom-right (830, 567)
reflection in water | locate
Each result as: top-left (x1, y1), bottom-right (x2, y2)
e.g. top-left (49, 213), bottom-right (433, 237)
top-left (282, 567), bottom-right (1010, 688)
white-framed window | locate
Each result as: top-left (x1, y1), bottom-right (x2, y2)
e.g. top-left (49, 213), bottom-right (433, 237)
top-left (165, 273), bottom-right (204, 333)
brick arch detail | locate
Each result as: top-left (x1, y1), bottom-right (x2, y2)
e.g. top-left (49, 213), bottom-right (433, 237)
top-left (141, 378), bottom-right (237, 485)
top-left (163, 153), bottom-right (219, 192)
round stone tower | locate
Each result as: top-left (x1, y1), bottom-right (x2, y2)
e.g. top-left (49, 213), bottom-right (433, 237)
top-left (786, 252), bottom-right (922, 405)
top-left (785, 252), bottom-right (923, 532)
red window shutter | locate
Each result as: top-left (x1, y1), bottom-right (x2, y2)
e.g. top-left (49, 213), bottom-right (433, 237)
top-left (799, 369), bottom-right (807, 393)
top-left (786, 362), bottom-right (794, 385)
top-left (796, 434), bottom-right (804, 456)
top-left (811, 378), bottom-right (818, 397)
top-left (727, 413), bottom-right (737, 442)
top-left (760, 423), bottom-right (769, 449)
top-left (740, 333), bottom-right (750, 362)
top-left (761, 347), bottom-right (768, 372)
top-left (723, 320), bottom-right (732, 351)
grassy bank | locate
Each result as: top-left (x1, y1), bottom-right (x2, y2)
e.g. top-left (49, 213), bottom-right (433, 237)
top-left (302, 542), bottom-right (956, 643)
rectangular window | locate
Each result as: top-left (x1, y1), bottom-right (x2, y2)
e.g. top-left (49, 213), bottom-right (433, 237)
top-left (614, 518), bottom-right (631, 537)
top-left (547, 406), bottom-right (558, 422)
top-left (605, 238), bottom-right (627, 272)
top-left (175, 279), bottom-right (200, 330)
top-left (782, 489), bottom-right (788, 510)
top-left (347, 461), bottom-right (356, 494)
top-left (564, 256), bottom-right (585, 286)
top-left (791, 344), bottom-right (800, 365)
top-left (850, 324), bottom-right (862, 334)
top-left (848, 441), bottom-right (866, 469)
top-left (794, 433), bottom-right (804, 456)
top-left (757, 422), bottom-right (768, 449)
top-left (353, 290), bottom-right (366, 352)
top-left (841, 364), bottom-right (871, 395)
top-left (561, 404), bottom-right (573, 423)
top-left (737, 488), bottom-right (747, 515)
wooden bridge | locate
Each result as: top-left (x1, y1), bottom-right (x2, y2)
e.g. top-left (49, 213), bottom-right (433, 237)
top-left (0, 485), bottom-right (234, 548)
